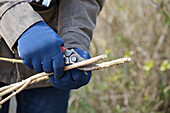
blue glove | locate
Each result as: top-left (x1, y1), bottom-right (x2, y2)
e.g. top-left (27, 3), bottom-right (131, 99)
top-left (18, 21), bottom-right (64, 78)
top-left (49, 48), bottom-right (92, 90)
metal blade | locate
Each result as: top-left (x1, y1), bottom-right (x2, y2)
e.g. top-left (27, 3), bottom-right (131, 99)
top-left (68, 49), bottom-right (99, 71)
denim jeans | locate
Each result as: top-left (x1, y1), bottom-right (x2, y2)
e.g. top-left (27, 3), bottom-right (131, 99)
top-left (0, 82), bottom-right (70, 113)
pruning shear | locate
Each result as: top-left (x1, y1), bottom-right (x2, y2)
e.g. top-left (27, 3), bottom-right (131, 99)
top-left (61, 46), bottom-right (95, 71)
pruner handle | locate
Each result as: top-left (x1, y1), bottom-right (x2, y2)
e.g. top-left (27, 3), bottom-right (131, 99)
top-left (61, 46), bottom-right (67, 53)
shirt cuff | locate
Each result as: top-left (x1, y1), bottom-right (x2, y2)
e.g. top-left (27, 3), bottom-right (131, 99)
top-left (60, 32), bottom-right (90, 52)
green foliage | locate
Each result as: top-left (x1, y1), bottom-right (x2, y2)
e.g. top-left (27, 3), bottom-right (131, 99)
top-left (158, 84), bottom-right (170, 103)
top-left (124, 51), bottom-right (134, 57)
top-left (114, 105), bottom-right (121, 113)
top-left (160, 60), bottom-right (170, 71)
top-left (143, 60), bottom-right (154, 72)
top-left (164, 15), bottom-right (170, 25)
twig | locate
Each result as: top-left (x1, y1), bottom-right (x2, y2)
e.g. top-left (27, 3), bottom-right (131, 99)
top-left (0, 54), bottom-right (107, 103)
top-left (0, 57), bottom-right (23, 63)
top-left (0, 55), bottom-right (131, 104)
top-left (6, 57), bottom-right (131, 87)
top-left (0, 81), bottom-right (26, 92)
top-left (0, 84), bottom-right (14, 92)
top-left (26, 57), bottom-right (132, 86)
top-left (95, 57), bottom-right (131, 70)
top-left (0, 79), bottom-right (31, 105)
top-left (0, 81), bottom-right (26, 97)
top-left (30, 76), bottom-right (49, 84)
top-left (0, 54), bottom-right (106, 71)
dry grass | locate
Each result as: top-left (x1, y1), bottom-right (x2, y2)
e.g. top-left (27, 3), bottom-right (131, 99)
top-left (68, 0), bottom-right (170, 113)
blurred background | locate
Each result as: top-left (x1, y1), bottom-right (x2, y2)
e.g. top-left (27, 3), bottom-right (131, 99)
top-left (68, 0), bottom-right (170, 113)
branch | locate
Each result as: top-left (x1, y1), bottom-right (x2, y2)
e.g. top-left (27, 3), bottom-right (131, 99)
top-left (0, 57), bottom-right (23, 63)
top-left (95, 57), bottom-right (131, 70)
top-left (0, 79), bottom-right (31, 105)
top-left (0, 54), bottom-right (107, 71)
top-left (0, 55), bottom-right (131, 104)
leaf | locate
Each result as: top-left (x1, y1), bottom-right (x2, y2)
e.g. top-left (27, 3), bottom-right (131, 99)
top-left (124, 51), bottom-right (134, 57)
top-left (143, 60), bottom-right (154, 72)
top-left (160, 60), bottom-right (170, 71)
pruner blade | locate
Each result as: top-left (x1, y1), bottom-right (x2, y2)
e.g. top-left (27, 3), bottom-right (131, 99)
top-left (61, 47), bottom-right (97, 71)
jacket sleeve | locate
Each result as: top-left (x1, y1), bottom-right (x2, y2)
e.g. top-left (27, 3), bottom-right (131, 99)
top-left (58, 0), bottom-right (105, 51)
top-left (0, 0), bottom-right (43, 51)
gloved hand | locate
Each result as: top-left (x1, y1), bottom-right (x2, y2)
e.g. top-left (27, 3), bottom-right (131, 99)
top-left (18, 21), bottom-right (64, 78)
top-left (49, 48), bottom-right (92, 90)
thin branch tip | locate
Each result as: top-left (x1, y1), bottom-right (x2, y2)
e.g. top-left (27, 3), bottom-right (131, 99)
top-left (125, 57), bottom-right (131, 62)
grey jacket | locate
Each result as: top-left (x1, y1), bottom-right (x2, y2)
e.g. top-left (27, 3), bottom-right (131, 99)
top-left (0, 0), bottom-right (105, 88)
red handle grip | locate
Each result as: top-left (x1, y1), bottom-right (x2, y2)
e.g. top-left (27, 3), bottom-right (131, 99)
top-left (61, 46), bottom-right (66, 53)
